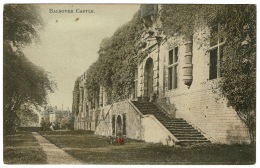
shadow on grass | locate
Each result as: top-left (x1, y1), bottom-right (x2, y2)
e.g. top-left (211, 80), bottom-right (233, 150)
top-left (39, 130), bottom-right (94, 135)
top-left (3, 131), bottom-right (48, 164)
top-left (41, 131), bottom-right (256, 165)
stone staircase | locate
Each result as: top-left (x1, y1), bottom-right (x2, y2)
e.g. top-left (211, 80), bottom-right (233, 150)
top-left (131, 101), bottom-right (210, 146)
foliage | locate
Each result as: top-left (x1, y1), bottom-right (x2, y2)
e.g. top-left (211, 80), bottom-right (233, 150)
top-left (218, 5), bottom-right (256, 143)
top-left (79, 5), bottom-right (256, 142)
top-left (16, 106), bottom-right (39, 126)
top-left (161, 4), bottom-right (256, 142)
top-left (72, 77), bottom-right (80, 116)
top-left (3, 4), bottom-right (44, 48)
top-left (3, 4), bottom-right (56, 135)
top-left (161, 5), bottom-right (221, 36)
top-left (85, 11), bottom-right (144, 103)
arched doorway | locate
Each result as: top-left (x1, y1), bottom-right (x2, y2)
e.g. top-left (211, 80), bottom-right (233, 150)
top-left (144, 57), bottom-right (154, 99)
top-left (116, 115), bottom-right (123, 136)
top-left (112, 115), bottom-right (115, 135)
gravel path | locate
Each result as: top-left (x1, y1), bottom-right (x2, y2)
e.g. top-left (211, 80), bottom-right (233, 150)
top-left (32, 132), bottom-right (83, 164)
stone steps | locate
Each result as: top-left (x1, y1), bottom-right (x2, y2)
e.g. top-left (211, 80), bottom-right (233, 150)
top-left (131, 101), bottom-right (210, 146)
top-left (173, 133), bottom-right (204, 137)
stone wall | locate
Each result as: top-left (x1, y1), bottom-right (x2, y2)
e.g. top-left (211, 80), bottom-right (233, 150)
top-left (95, 100), bottom-right (143, 140)
top-left (95, 100), bottom-right (178, 145)
top-left (159, 28), bottom-right (250, 144)
top-left (142, 115), bottom-right (177, 146)
top-left (166, 88), bottom-right (250, 144)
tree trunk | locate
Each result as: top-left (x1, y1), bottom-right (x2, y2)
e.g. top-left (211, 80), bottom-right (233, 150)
top-left (3, 109), bottom-right (17, 135)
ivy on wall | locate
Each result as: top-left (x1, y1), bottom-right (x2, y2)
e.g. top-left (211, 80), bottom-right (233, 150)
top-left (85, 11), bottom-right (144, 103)
top-left (161, 4), bottom-right (256, 143)
top-left (78, 4), bottom-right (256, 142)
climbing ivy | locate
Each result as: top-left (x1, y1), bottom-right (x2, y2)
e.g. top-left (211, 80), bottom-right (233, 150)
top-left (84, 4), bottom-right (256, 142)
top-left (161, 4), bottom-right (256, 143)
top-left (85, 11), bottom-right (144, 103)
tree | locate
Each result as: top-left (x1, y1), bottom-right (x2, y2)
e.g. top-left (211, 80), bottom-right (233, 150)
top-left (3, 4), bottom-right (56, 135)
top-left (16, 105), bottom-right (40, 127)
top-left (218, 5), bottom-right (256, 143)
top-left (4, 4), bottom-right (43, 47)
top-left (161, 4), bottom-right (256, 143)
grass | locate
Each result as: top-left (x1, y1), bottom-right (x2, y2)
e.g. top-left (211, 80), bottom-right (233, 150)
top-left (40, 130), bottom-right (256, 165)
top-left (3, 131), bottom-right (47, 164)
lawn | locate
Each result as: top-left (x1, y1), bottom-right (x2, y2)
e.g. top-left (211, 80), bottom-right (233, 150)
top-left (3, 131), bottom-right (47, 164)
top-left (40, 130), bottom-right (256, 165)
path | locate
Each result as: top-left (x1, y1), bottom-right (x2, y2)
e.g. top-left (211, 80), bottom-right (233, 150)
top-left (32, 132), bottom-right (83, 164)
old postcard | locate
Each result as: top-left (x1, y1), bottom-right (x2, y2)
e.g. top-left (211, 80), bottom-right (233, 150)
top-left (3, 3), bottom-right (256, 165)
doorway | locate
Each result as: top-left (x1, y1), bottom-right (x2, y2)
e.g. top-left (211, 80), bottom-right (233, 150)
top-left (116, 115), bottom-right (122, 136)
top-left (144, 58), bottom-right (154, 99)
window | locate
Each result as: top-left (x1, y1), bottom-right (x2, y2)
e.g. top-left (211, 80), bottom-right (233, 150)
top-left (168, 47), bottom-right (178, 90)
top-left (209, 24), bottom-right (225, 80)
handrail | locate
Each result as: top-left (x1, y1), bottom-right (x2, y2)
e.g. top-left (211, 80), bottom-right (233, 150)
top-left (143, 114), bottom-right (179, 143)
top-left (153, 101), bottom-right (175, 119)
top-left (127, 99), bottom-right (179, 143)
top-left (126, 99), bottom-right (144, 118)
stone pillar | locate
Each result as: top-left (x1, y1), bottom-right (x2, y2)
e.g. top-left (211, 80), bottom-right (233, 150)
top-left (153, 48), bottom-right (160, 95)
top-left (139, 62), bottom-right (144, 98)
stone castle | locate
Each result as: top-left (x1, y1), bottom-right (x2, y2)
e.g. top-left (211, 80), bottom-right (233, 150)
top-left (72, 5), bottom-right (250, 146)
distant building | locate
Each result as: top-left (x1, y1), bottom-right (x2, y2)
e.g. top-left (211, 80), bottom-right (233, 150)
top-left (40, 105), bottom-right (72, 129)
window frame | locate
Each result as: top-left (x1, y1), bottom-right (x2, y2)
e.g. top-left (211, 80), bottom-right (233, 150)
top-left (168, 46), bottom-right (179, 90)
top-left (208, 23), bottom-right (225, 80)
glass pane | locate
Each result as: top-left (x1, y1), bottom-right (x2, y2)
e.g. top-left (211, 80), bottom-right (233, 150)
top-left (174, 47), bottom-right (178, 63)
top-left (173, 65), bottom-right (178, 89)
top-left (209, 48), bottom-right (218, 80)
top-left (169, 49), bottom-right (173, 65)
top-left (210, 25), bottom-right (218, 46)
top-left (219, 46), bottom-right (224, 77)
top-left (168, 67), bottom-right (173, 90)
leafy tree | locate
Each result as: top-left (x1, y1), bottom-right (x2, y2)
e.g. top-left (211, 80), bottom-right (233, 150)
top-left (16, 105), bottom-right (39, 127)
top-left (161, 4), bottom-right (256, 143)
top-left (3, 4), bottom-right (56, 135)
top-left (4, 4), bottom-right (43, 47)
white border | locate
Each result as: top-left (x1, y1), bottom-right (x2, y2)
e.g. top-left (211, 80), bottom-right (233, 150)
top-left (1, 1), bottom-right (259, 168)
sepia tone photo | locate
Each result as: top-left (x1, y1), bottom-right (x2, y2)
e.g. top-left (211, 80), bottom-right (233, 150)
top-left (3, 3), bottom-right (256, 165)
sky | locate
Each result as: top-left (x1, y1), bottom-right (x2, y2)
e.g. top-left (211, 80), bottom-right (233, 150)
top-left (23, 4), bottom-right (140, 110)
